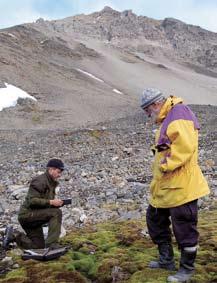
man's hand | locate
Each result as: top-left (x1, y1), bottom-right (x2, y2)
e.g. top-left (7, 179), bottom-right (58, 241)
top-left (50, 199), bottom-right (63, 207)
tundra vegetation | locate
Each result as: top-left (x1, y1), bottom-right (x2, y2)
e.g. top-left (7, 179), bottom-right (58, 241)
top-left (0, 203), bottom-right (217, 283)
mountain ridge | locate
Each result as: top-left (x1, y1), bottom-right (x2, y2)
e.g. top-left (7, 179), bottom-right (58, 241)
top-left (30, 6), bottom-right (217, 74)
top-left (0, 6), bottom-right (217, 129)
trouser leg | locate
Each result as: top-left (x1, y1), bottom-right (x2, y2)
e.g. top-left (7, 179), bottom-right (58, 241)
top-left (146, 204), bottom-right (172, 244)
top-left (167, 200), bottom-right (198, 282)
top-left (18, 208), bottom-right (62, 249)
top-left (146, 205), bottom-right (175, 270)
top-left (170, 200), bottom-right (198, 248)
top-left (45, 208), bottom-right (62, 247)
top-left (16, 224), bottom-right (45, 249)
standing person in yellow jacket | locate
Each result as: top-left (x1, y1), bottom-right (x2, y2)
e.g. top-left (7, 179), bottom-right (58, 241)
top-left (140, 88), bottom-right (210, 283)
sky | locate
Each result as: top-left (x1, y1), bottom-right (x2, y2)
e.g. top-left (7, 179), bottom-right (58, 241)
top-left (0, 0), bottom-right (217, 32)
top-left (0, 83), bottom-right (36, 111)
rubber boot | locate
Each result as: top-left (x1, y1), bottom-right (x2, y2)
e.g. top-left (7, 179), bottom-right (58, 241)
top-left (167, 247), bottom-right (197, 282)
top-left (149, 242), bottom-right (176, 271)
top-left (2, 226), bottom-right (15, 249)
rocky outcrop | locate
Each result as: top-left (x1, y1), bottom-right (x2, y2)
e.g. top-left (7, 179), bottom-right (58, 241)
top-left (29, 6), bottom-right (217, 74)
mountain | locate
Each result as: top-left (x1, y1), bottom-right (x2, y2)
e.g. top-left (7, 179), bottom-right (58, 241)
top-left (0, 6), bottom-right (217, 129)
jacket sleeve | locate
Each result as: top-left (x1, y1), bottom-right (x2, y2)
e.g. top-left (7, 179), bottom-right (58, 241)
top-left (160, 120), bottom-right (197, 172)
top-left (27, 178), bottom-right (50, 208)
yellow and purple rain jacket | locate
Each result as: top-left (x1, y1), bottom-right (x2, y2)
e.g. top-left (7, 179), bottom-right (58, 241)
top-left (150, 96), bottom-right (210, 208)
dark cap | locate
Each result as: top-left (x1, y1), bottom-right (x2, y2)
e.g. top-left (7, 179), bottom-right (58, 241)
top-left (47, 158), bottom-right (64, 171)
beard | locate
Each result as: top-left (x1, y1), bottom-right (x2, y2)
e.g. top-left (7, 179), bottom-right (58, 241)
top-left (148, 111), bottom-right (159, 124)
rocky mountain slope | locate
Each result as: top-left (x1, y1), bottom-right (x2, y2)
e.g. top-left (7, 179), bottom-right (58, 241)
top-left (0, 7), bottom-right (217, 129)
top-left (34, 6), bottom-right (217, 75)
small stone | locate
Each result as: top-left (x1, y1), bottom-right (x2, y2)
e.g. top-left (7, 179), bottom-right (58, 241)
top-left (2, 257), bottom-right (13, 266)
top-left (81, 171), bottom-right (88, 177)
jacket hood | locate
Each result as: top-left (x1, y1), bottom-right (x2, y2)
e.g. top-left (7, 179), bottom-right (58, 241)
top-left (156, 96), bottom-right (183, 123)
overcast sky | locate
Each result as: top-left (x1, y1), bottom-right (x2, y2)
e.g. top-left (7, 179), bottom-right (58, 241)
top-left (0, 0), bottom-right (217, 32)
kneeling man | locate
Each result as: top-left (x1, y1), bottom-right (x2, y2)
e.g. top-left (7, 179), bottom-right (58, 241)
top-left (4, 158), bottom-right (65, 250)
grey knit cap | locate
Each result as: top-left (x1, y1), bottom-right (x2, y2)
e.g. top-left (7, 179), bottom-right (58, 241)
top-left (140, 88), bottom-right (164, 109)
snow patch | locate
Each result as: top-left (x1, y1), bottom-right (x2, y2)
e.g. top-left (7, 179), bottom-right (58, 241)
top-left (76, 68), bottom-right (104, 83)
top-left (7, 33), bottom-right (17, 39)
top-left (0, 83), bottom-right (37, 111)
top-left (0, 32), bottom-right (17, 39)
top-left (113, 88), bottom-right (123, 94)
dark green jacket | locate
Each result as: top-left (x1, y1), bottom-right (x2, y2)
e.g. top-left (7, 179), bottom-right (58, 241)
top-left (18, 171), bottom-right (58, 218)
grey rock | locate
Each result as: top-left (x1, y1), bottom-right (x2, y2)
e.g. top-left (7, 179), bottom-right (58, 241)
top-left (10, 187), bottom-right (28, 200)
top-left (118, 210), bottom-right (141, 221)
top-left (1, 257), bottom-right (13, 266)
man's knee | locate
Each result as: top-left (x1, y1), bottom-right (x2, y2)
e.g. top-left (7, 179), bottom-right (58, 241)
top-left (46, 208), bottom-right (62, 217)
top-left (55, 208), bottom-right (62, 218)
top-left (15, 231), bottom-right (45, 249)
top-left (47, 208), bottom-right (62, 222)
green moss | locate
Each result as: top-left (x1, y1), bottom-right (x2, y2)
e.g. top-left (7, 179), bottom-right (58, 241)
top-left (96, 258), bottom-right (119, 283)
top-left (67, 251), bottom-right (99, 279)
top-left (129, 269), bottom-right (169, 283)
top-left (73, 255), bottom-right (96, 274)
top-left (1, 208), bottom-right (217, 283)
top-left (54, 271), bottom-right (88, 283)
top-left (101, 242), bottom-right (117, 252)
top-left (66, 262), bottom-right (76, 272)
top-left (0, 268), bottom-right (27, 283)
top-left (71, 251), bottom-right (87, 261)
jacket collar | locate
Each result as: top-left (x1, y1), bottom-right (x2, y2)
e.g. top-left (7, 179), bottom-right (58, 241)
top-left (156, 96), bottom-right (183, 123)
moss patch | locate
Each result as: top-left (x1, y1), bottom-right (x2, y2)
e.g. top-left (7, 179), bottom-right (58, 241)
top-left (1, 207), bottom-right (217, 282)
top-left (0, 268), bottom-right (27, 283)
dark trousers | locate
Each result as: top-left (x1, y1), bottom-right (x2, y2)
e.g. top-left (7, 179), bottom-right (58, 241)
top-left (17, 208), bottom-right (62, 249)
top-left (146, 200), bottom-right (198, 248)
